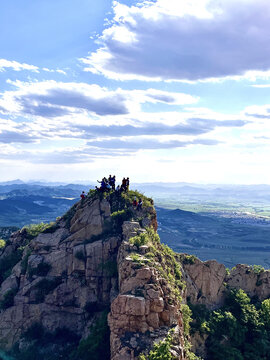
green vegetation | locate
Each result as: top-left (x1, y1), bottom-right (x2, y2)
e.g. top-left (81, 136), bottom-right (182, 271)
top-left (0, 289), bottom-right (17, 310)
top-left (0, 239), bottom-right (5, 249)
top-left (129, 232), bottom-right (149, 247)
top-left (138, 330), bottom-right (176, 360)
top-left (63, 204), bottom-right (77, 228)
top-left (188, 288), bottom-right (270, 359)
top-left (71, 311), bottom-right (110, 360)
top-left (10, 323), bottom-right (80, 360)
top-left (0, 247), bottom-right (24, 285)
top-left (23, 222), bottom-right (58, 240)
top-left (74, 250), bottom-right (86, 261)
top-left (130, 253), bottom-right (148, 267)
top-left (28, 262), bottom-right (51, 278)
top-left (249, 264), bottom-right (265, 274)
top-left (99, 260), bottom-right (118, 277)
top-left (34, 278), bottom-right (61, 303)
top-left (129, 227), bottom-right (185, 299)
top-left (111, 208), bottom-right (133, 234)
top-left (180, 254), bottom-right (197, 265)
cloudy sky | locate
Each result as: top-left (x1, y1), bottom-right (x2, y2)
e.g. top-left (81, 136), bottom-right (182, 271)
top-left (1, 0), bottom-right (270, 184)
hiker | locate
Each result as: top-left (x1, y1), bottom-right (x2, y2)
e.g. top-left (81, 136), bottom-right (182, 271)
top-left (112, 175), bottom-right (116, 190)
top-left (133, 197), bottom-right (138, 208)
top-left (126, 177), bottom-right (130, 191)
top-left (137, 198), bottom-right (143, 210)
top-left (97, 177), bottom-right (106, 192)
top-left (80, 191), bottom-right (86, 200)
top-left (121, 177), bottom-right (127, 192)
top-left (109, 175), bottom-right (116, 191)
top-left (115, 185), bottom-right (121, 193)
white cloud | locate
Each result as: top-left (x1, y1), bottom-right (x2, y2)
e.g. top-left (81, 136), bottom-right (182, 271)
top-left (0, 59), bottom-right (39, 73)
top-left (82, 0), bottom-right (270, 82)
top-left (0, 80), bottom-right (198, 119)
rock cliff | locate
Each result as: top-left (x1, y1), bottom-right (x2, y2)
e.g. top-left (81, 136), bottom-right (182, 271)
top-left (0, 189), bottom-right (269, 359)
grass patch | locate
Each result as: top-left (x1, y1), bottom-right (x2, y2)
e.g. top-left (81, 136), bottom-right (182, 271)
top-left (129, 232), bottom-right (149, 247)
top-left (23, 222), bottom-right (58, 240)
top-left (138, 329), bottom-right (177, 360)
top-left (130, 253), bottom-right (148, 267)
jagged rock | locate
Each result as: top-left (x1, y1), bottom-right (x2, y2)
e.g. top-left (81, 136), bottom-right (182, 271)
top-left (183, 258), bottom-right (227, 308)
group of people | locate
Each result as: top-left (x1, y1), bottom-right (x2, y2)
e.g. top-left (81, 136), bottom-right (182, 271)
top-left (94, 175), bottom-right (130, 193)
top-left (80, 176), bottom-right (143, 210)
top-left (96, 175), bottom-right (116, 192)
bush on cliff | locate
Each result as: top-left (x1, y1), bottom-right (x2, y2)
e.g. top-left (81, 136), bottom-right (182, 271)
top-left (189, 288), bottom-right (270, 359)
top-left (71, 311), bottom-right (110, 360)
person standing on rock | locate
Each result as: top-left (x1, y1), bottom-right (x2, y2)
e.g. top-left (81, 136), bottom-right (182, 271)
top-left (133, 197), bottom-right (138, 208)
top-left (126, 177), bottom-right (130, 191)
top-left (80, 191), bottom-right (86, 200)
top-left (137, 198), bottom-right (143, 210)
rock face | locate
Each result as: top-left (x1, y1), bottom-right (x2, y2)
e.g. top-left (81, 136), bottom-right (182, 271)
top-left (182, 257), bottom-right (270, 309)
top-left (0, 196), bottom-right (121, 349)
top-left (109, 221), bottom-right (185, 360)
top-left (0, 190), bottom-right (269, 359)
top-left (0, 191), bottom-right (173, 359)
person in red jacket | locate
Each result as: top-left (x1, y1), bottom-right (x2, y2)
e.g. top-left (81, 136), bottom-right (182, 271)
top-left (80, 191), bottom-right (86, 200)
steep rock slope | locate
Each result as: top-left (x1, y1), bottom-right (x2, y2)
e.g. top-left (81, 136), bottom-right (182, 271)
top-left (0, 190), bottom-right (186, 359)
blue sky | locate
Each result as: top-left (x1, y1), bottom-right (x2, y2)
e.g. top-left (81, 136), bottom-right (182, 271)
top-left (0, 0), bottom-right (270, 184)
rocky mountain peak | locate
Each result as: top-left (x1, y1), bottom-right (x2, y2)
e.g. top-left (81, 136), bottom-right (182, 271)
top-left (0, 189), bottom-right (269, 359)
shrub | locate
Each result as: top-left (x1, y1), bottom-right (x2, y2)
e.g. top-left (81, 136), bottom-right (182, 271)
top-left (34, 278), bottom-right (61, 303)
top-left (138, 330), bottom-right (176, 360)
top-left (0, 248), bottom-right (24, 285)
top-left (13, 323), bottom-right (80, 360)
top-left (111, 209), bottom-right (132, 233)
top-left (0, 239), bottom-right (6, 249)
top-left (99, 260), bottom-right (118, 277)
top-left (84, 301), bottom-right (106, 314)
top-left (200, 288), bottom-right (270, 359)
top-left (182, 304), bottom-right (192, 336)
top-left (23, 223), bottom-right (57, 240)
top-left (181, 254), bottom-right (197, 265)
top-left (0, 288), bottom-right (17, 310)
top-left (28, 262), bottom-right (51, 278)
top-left (71, 311), bottom-right (110, 360)
top-left (129, 232), bottom-right (149, 247)
top-left (23, 322), bottom-right (45, 341)
top-left (130, 253), bottom-right (147, 267)
top-left (251, 265), bottom-right (264, 274)
top-left (74, 250), bottom-right (86, 262)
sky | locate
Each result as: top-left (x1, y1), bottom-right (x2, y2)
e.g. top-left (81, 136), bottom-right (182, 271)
top-left (0, 0), bottom-right (270, 184)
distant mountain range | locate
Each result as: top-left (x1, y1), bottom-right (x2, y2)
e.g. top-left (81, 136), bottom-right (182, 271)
top-left (0, 182), bottom-right (94, 227)
top-left (1, 180), bottom-right (270, 268)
